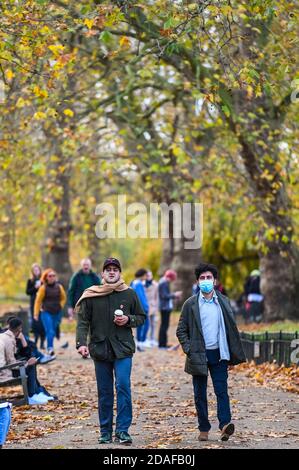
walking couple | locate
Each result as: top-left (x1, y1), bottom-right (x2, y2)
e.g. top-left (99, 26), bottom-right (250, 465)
top-left (76, 259), bottom-right (246, 445)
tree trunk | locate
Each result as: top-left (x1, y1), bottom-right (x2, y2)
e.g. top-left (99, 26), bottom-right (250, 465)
top-left (42, 158), bottom-right (73, 290)
top-left (260, 247), bottom-right (299, 321)
top-left (159, 209), bottom-right (201, 306)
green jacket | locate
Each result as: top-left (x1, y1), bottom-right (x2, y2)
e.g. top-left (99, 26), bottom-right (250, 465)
top-left (76, 288), bottom-right (146, 361)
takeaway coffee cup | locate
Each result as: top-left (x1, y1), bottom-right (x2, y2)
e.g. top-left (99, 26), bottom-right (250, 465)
top-left (114, 309), bottom-right (124, 318)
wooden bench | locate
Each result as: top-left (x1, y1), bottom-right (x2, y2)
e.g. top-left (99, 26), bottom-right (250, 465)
top-left (0, 361), bottom-right (28, 405)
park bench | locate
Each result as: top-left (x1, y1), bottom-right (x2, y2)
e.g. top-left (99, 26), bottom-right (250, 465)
top-left (0, 360), bottom-right (28, 406)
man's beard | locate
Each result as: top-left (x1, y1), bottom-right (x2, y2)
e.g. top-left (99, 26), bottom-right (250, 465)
top-left (106, 276), bottom-right (120, 284)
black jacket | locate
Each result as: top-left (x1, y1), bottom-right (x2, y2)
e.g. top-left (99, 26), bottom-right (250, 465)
top-left (176, 292), bottom-right (246, 376)
top-left (26, 278), bottom-right (39, 316)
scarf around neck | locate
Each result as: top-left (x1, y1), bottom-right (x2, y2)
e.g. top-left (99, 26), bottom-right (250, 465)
top-left (75, 278), bottom-right (129, 312)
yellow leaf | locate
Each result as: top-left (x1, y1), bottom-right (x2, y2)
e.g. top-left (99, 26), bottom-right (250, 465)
top-left (119, 36), bottom-right (130, 48)
top-left (48, 44), bottom-right (64, 57)
top-left (33, 86), bottom-right (48, 99)
top-left (63, 109), bottom-right (74, 117)
top-left (33, 111), bottom-right (46, 120)
top-left (6, 69), bottom-right (14, 80)
top-left (84, 18), bottom-right (94, 30)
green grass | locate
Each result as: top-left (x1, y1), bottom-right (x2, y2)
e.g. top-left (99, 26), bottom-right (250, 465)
top-left (60, 318), bottom-right (77, 334)
top-left (239, 321), bottom-right (299, 333)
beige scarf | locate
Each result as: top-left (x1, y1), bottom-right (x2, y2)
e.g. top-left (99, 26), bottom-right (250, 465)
top-left (75, 278), bottom-right (129, 312)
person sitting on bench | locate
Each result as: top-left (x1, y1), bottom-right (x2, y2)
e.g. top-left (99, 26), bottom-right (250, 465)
top-left (0, 317), bottom-right (56, 405)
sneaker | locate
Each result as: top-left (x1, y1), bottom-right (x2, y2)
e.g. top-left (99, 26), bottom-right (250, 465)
top-left (98, 432), bottom-right (112, 444)
top-left (114, 431), bottom-right (132, 445)
top-left (36, 392), bottom-right (54, 402)
top-left (42, 390), bottom-right (59, 401)
top-left (47, 348), bottom-right (55, 356)
top-left (142, 339), bottom-right (153, 348)
top-left (39, 354), bottom-right (56, 364)
top-left (28, 394), bottom-right (49, 405)
top-left (150, 339), bottom-right (158, 347)
top-left (220, 423), bottom-right (235, 441)
top-left (136, 342), bottom-right (145, 352)
top-left (61, 341), bottom-right (69, 349)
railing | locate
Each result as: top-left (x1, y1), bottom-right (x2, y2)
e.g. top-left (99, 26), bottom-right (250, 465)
top-left (240, 331), bottom-right (299, 367)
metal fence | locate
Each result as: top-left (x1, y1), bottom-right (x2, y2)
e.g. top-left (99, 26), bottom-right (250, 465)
top-left (240, 331), bottom-right (299, 367)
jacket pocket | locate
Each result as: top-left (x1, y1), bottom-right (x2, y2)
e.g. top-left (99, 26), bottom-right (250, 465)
top-left (88, 339), bottom-right (109, 361)
top-left (188, 351), bottom-right (207, 364)
top-left (116, 335), bottom-right (135, 354)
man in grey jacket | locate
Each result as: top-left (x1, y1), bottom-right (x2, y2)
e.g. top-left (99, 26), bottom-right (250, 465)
top-left (176, 263), bottom-right (246, 442)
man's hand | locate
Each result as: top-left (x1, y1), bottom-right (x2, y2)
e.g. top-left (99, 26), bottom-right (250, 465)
top-left (78, 346), bottom-right (89, 358)
top-left (68, 307), bottom-right (74, 322)
top-left (175, 291), bottom-right (183, 299)
top-left (26, 357), bottom-right (38, 367)
top-left (17, 332), bottom-right (28, 347)
top-left (114, 315), bottom-right (129, 327)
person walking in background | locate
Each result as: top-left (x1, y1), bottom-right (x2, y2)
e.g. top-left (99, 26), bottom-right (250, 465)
top-left (144, 271), bottom-right (159, 347)
top-left (26, 263), bottom-right (46, 349)
top-left (244, 269), bottom-right (264, 323)
top-left (130, 269), bottom-right (149, 351)
top-left (176, 262), bottom-right (246, 442)
top-left (76, 257), bottom-right (146, 445)
top-left (158, 270), bottom-right (182, 349)
top-left (34, 269), bottom-right (66, 356)
top-left (67, 258), bottom-right (101, 321)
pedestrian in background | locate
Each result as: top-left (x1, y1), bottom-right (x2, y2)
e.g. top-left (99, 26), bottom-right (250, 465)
top-left (67, 258), bottom-right (101, 321)
top-left (158, 270), bottom-right (182, 349)
top-left (34, 269), bottom-right (66, 356)
top-left (144, 270), bottom-right (159, 347)
top-left (130, 269), bottom-right (149, 351)
top-left (26, 263), bottom-right (46, 349)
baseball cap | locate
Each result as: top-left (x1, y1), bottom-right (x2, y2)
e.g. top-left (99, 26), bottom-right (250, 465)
top-left (102, 257), bottom-right (122, 272)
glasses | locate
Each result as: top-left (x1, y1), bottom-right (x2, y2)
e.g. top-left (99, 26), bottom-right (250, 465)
top-left (199, 275), bottom-right (213, 280)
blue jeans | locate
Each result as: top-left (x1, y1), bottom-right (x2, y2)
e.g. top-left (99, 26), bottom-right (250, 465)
top-left (94, 358), bottom-right (132, 434)
top-left (137, 313), bottom-right (149, 342)
top-left (0, 405), bottom-right (11, 446)
top-left (192, 349), bottom-right (231, 432)
top-left (40, 311), bottom-right (62, 349)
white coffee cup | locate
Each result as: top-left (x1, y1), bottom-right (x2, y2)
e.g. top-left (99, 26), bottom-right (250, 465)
top-left (114, 309), bottom-right (124, 317)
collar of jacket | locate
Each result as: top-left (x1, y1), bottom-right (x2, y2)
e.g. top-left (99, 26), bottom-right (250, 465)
top-left (5, 330), bottom-right (15, 340)
top-left (191, 293), bottom-right (204, 340)
top-left (191, 291), bottom-right (229, 339)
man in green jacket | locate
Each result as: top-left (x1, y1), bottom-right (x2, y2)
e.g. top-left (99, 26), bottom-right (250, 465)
top-left (176, 263), bottom-right (246, 443)
top-left (67, 258), bottom-right (101, 320)
top-left (76, 257), bottom-right (146, 445)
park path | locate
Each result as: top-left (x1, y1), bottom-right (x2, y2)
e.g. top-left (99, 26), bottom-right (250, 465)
top-left (4, 317), bottom-right (299, 450)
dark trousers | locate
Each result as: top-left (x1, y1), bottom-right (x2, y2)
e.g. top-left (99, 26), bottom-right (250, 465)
top-left (14, 365), bottom-right (43, 397)
top-left (30, 313), bottom-right (46, 349)
top-left (158, 309), bottom-right (172, 347)
top-left (192, 349), bottom-right (231, 432)
top-left (94, 358), bottom-right (132, 434)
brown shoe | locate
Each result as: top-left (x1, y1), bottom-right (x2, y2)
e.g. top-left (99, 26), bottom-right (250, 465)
top-left (199, 432), bottom-right (209, 441)
top-left (221, 423), bottom-right (235, 441)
